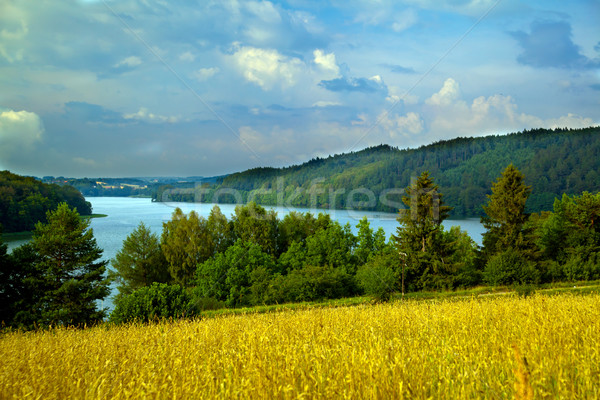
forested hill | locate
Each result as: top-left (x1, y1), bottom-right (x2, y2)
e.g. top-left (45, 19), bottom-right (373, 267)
top-left (0, 171), bottom-right (92, 233)
top-left (155, 126), bottom-right (600, 217)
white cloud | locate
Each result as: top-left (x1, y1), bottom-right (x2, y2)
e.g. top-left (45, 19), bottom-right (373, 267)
top-left (179, 51), bottom-right (195, 62)
top-left (401, 0), bottom-right (497, 16)
top-left (537, 113), bottom-right (596, 130)
top-left (193, 67), bottom-right (220, 82)
top-left (0, 109), bottom-right (44, 164)
top-left (312, 101), bottom-right (342, 107)
top-left (0, 19), bottom-right (28, 62)
top-left (392, 9), bottom-right (417, 32)
top-left (386, 86), bottom-right (419, 105)
top-left (313, 49), bottom-right (340, 76)
top-left (114, 56), bottom-right (142, 68)
top-left (230, 44), bottom-right (303, 90)
top-left (423, 80), bottom-right (597, 137)
top-left (123, 107), bottom-right (179, 123)
top-left (426, 78), bottom-right (460, 106)
top-left (378, 111), bottom-right (424, 138)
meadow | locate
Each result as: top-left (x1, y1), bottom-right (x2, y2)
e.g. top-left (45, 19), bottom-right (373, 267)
top-left (1, 293), bottom-right (599, 399)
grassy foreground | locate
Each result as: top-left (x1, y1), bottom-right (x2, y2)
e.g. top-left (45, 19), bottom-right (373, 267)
top-left (1, 294), bottom-right (599, 399)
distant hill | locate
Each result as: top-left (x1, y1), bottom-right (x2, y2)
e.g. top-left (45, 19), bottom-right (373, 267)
top-left (154, 126), bottom-right (600, 218)
top-left (48, 175), bottom-right (228, 198)
top-left (0, 171), bottom-right (92, 233)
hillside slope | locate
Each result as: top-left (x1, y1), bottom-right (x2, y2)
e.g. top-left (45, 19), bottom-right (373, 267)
top-left (155, 127), bottom-right (600, 217)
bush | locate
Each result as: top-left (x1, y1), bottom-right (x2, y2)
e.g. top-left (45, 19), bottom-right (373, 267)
top-left (483, 250), bottom-right (540, 286)
top-left (110, 283), bottom-right (196, 324)
top-left (561, 251), bottom-right (600, 281)
top-left (284, 265), bottom-right (356, 302)
top-left (356, 253), bottom-right (398, 301)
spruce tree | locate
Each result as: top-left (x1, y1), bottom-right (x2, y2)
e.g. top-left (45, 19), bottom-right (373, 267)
top-left (481, 164), bottom-right (533, 255)
top-left (481, 165), bottom-right (539, 284)
top-left (393, 171), bottom-right (453, 290)
top-left (31, 203), bottom-right (110, 326)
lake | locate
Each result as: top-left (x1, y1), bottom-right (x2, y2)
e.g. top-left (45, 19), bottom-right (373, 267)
top-left (6, 197), bottom-right (485, 311)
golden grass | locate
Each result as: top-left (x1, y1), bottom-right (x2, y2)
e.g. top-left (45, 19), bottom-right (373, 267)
top-left (1, 294), bottom-right (599, 399)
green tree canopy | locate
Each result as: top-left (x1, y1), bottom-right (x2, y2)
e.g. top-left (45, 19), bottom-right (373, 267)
top-left (393, 171), bottom-right (453, 290)
top-left (109, 222), bottom-right (170, 300)
top-left (161, 208), bottom-right (213, 287)
top-left (481, 164), bottom-right (532, 254)
top-left (31, 203), bottom-right (110, 326)
top-left (481, 165), bottom-right (540, 285)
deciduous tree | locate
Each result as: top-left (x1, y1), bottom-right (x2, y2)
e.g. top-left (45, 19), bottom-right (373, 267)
top-left (110, 222), bottom-right (170, 300)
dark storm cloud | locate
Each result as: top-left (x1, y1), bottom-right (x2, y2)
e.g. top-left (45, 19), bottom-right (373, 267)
top-left (510, 20), bottom-right (600, 69)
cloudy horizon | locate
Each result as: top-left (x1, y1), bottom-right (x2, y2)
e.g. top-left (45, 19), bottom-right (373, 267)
top-left (1, 0), bottom-right (599, 178)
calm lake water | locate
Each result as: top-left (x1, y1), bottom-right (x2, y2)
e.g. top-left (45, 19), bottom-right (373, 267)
top-left (6, 197), bottom-right (485, 311)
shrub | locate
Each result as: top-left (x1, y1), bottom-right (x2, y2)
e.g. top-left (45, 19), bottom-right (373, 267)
top-left (483, 250), bottom-right (540, 286)
top-left (356, 253), bottom-right (398, 301)
top-left (110, 283), bottom-right (196, 324)
top-left (284, 265), bottom-right (355, 302)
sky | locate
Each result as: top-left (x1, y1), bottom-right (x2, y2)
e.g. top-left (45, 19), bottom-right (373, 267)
top-left (0, 0), bottom-right (599, 178)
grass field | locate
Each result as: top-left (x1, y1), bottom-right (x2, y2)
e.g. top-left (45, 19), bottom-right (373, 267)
top-left (1, 293), bottom-right (599, 399)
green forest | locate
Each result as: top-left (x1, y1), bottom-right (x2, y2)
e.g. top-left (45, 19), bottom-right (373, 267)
top-left (2, 164), bottom-right (599, 328)
top-left (0, 171), bottom-right (92, 233)
top-left (154, 127), bottom-right (600, 217)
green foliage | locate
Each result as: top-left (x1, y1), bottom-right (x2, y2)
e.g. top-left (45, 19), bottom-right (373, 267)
top-left (110, 283), bottom-right (195, 324)
top-left (480, 165), bottom-right (541, 285)
top-left (355, 216), bottom-right (387, 265)
top-left (356, 250), bottom-right (398, 301)
top-left (109, 222), bottom-right (171, 300)
top-left (153, 127), bottom-right (600, 218)
top-left (0, 170), bottom-right (91, 233)
top-left (231, 202), bottom-right (279, 256)
top-left (533, 192), bottom-right (600, 282)
top-left (483, 250), bottom-right (540, 286)
top-left (393, 171), bottom-right (455, 291)
top-left (161, 208), bottom-right (213, 287)
top-left (0, 243), bottom-right (42, 328)
top-left (6, 203), bottom-right (110, 328)
top-left (195, 240), bottom-right (277, 307)
top-left (305, 221), bottom-right (358, 272)
top-left (281, 265), bottom-right (355, 302)
top-left (481, 164), bottom-right (533, 254)
top-left (0, 232), bottom-right (14, 324)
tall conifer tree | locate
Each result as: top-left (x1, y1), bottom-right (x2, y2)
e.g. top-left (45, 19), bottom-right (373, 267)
top-left (393, 171), bottom-right (453, 290)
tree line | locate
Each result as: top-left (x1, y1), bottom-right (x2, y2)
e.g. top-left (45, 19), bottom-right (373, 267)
top-left (154, 127), bottom-right (600, 217)
top-left (0, 170), bottom-right (92, 233)
top-left (2, 164), bottom-right (598, 329)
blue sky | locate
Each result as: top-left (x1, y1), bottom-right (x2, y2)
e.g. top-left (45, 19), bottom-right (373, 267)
top-left (1, 0), bottom-right (598, 177)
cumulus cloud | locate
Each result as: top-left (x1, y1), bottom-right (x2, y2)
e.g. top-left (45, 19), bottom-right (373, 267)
top-left (123, 108), bottom-right (179, 123)
top-left (230, 44), bottom-right (303, 90)
top-left (193, 67), bottom-right (220, 82)
top-left (179, 51), bottom-right (195, 62)
top-left (378, 111), bottom-right (424, 138)
top-left (113, 56), bottom-right (142, 68)
top-left (423, 78), bottom-right (597, 137)
top-left (425, 78), bottom-right (460, 106)
top-left (511, 21), bottom-right (599, 69)
top-left (0, 109), bottom-right (44, 166)
top-left (313, 49), bottom-right (340, 76)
